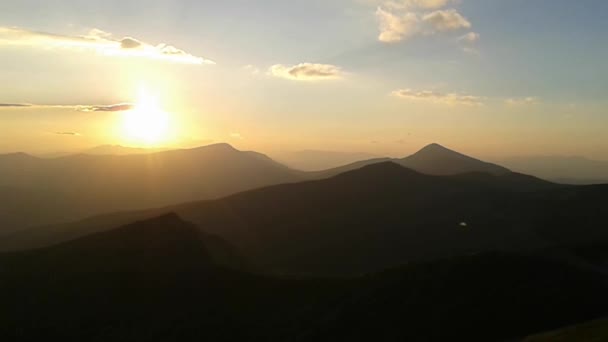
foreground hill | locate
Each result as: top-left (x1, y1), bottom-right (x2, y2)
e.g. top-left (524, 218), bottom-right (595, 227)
top-left (1, 214), bottom-right (607, 341)
top-left (0, 143), bottom-right (301, 232)
top-left (5, 161), bottom-right (596, 276)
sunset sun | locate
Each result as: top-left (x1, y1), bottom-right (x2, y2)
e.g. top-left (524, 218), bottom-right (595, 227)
top-left (122, 91), bottom-right (170, 145)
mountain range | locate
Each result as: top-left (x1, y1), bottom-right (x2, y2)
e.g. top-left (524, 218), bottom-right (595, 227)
top-left (6, 158), bottom-right (608, 277)
top-left (0, 142), bottom-right (513, 233)
top-left (3, 142), bottom-right (608, 340)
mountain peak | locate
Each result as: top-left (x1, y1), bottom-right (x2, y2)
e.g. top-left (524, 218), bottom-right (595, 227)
top-left (400, 143), bottom-right (510, 176)
top-left (416, 143), bottom-right (458, 155)
top-left (192, 143), bottom-right (238, 152)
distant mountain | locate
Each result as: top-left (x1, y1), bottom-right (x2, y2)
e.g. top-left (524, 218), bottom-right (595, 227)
top-left (503, 155), bottom-right (608, 184)
top-left (308, 143), bottom-right (511, 179)
top-left (82, 144), bottom-right (167, 155)
top-left (0, 143), bottom-right (301, 232)
top-left (0, 142), bottom-right (518, 233)
top-left (273, 150), bottom-right (381, 171)
top-left (7, 161), bottom-right (593, 276)
top-left (1, 214), bottom-right (607, 341)
top-left (399, 143), bottom-right (511, 175)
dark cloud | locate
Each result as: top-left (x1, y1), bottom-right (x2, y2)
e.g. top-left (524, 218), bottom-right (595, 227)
top-left (120, 37), bottom-right (143, 49)
top-left (0, 103), bottom-right (31, 107)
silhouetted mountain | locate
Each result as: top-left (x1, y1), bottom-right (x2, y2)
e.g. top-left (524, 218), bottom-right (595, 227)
top-left (399, 143), bottom-right (511, 175)
top-left (1, 213), bottom-right (245, 272)
top-left (8, 162), bottom-right (600, 277)
top-left (503, 155), bottom-right (608, 184)
top-left (273, 149), bottom-right (382, 171)
top-left (1, 219), bottom-right (607, 342)
top-left (308, 143), bottom-right (510, 179)
top-left (0, 143), bottom-right (301, 231)
top-left (83, 144), bottom-right (166, 155)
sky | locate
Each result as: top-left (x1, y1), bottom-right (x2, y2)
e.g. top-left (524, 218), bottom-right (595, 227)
top-left (1, 0), bottom-right (607, 159)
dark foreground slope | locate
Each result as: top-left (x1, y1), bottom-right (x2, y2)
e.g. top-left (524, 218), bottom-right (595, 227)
top-left (5, 161), bottom-right (605, 277)
top-left (1, 215), bottom-right (607, 342)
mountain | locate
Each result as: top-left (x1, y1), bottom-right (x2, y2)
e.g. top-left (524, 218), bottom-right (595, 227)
top-left (0, 142), bottom-right (517, 234)
top-left (1, 214), bottom-right (213, 272)
top-left (1, 215), bottom-right (607, 341)
top-left (7, 161), bottom-right (596, 276)
top-left (308, 143), bottom-right (510, 179)
top-left (503, 155), bottom-right (608, 184)
top-left (272, 150), bottom-right (382, 171)
top-left (0, 143), bottom-right (301, 232)
top-left (82, 144), bottom-right (167, 155)
top-left (399, 143), bottom-right (511, 175)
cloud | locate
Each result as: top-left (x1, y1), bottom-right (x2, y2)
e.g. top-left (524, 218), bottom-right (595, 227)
top-left (367, 0), bottom-right (453, 10)
top-left (392, 88), bottom-right (483, 106)
top-left (243, 64), bottom-right (261, 75)
top-left (505, 97), bottom-right (540, 106)
top-left (0, 26), bottom-right (214, 65)
top-left (374, 2), bottom-right (472, 43)
top-left (230, 132), bottom-right (244, 140)
top-left (459, 32), bottom-right (479, 44)
top-left (0, 102), bottom-right (134, 112)
top-left (78, 103), bottom-right (134, 112)
top-left (119, 37), bottom-right (143, 49)
top-left (376, 7), bottom-right (420, 43)
top-left (54, 131), bottom-right (81, 136)
top-left (0, 103), bottom-right (31, 107)
top-left (422, 9), bottom-right (471, 31)
top-left (269, 63), bottom-right (343, 81)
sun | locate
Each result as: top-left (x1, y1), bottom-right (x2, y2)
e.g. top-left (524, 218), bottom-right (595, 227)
top-left (121, 90), bottom-right (170, 145)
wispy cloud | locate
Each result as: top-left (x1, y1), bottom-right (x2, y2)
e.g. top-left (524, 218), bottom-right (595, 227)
top-left (505, 97), bottom-right (540, 106)
top-left (368, 0), bottom-right (452, 10)
top-left (392, 88), bottom-right (483, 106)
top-left (0, 27), bottom-right (214, 65)
top-left (422, 9), bottom-right (471, 31)
top-left (0, 102), bottom-right (134, 112)
top-left (54, 131), bottom-right (81, 136)
top-left (269, 63), bottom-right (343, 81)
top-left (243, 64), bottom-right (261, 75)
top-left (0, 103), bottom-right (32, 107)
top-left (459, 32), bottom-right (480, 43)
top-left (78, 103), bottom-right (134, 112)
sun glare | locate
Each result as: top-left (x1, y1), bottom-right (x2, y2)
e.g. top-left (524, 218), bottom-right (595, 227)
top-left (122, 90), bottom-right (170, 145)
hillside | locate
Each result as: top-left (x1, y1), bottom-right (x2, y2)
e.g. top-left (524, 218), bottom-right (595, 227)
top-left (1, 215), bottom-right (606, 341)
top-left (0, 143), bottom-right (301, 232)
top-left (5, 162), bottom-right (596, 276)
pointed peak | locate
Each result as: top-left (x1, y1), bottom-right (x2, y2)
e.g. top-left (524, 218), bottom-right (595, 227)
top-left (184, 143), bottom-right (239, 153)
top-left (418, 143), bottom-right (452, 153)
top-left (201, 143), bottom-right (237, 151)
